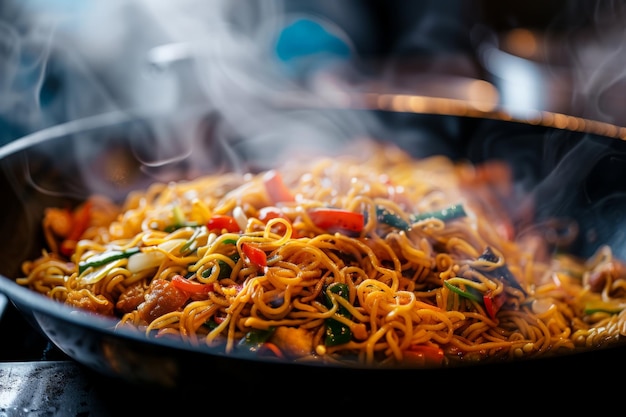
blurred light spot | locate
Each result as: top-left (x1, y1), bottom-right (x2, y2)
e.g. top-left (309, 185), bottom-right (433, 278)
top-left (466, 80), bottom-right (499, 112)
top-left (502, 28), bottom-right (538, 60)
top-left (274, 17), bottom-right (352, 78)
top-left (408, 96), bottom-right (427, 113)
top-left (553, 113), bottom-right (568, 129)
top-left (147, 42), bottom-right (192, 70)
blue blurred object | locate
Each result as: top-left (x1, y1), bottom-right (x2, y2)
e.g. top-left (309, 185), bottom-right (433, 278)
top-left (274, 17), bottom-right (353, 79)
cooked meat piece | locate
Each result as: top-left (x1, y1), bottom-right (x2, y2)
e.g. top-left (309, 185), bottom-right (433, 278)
top-left (137, 279), bottom-right (189, 323)
top-left (66, 290), bottom-right (115, 316)
top-left (270, 326), bottom-right (314, 358)
top-left (586, 260), bottom-right (626, 297)
top-left (116, 281), bottom-right (147, 314)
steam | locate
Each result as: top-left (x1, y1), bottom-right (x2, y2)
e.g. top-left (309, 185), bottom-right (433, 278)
top-left (2, 1), bottom-right (390, 173)
top-left (2, 2), bottom-right (626, 179)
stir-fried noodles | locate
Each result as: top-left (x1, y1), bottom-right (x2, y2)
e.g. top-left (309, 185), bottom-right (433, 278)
top-left (17, 141), bottom-right (626, 367)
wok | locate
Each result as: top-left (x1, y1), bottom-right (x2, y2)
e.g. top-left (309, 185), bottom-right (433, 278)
top-left (1, 99), bottom-right (626, 402)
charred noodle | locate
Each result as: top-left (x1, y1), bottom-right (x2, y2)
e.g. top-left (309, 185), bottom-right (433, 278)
top-left (17, 140), bottom-right (626, 368)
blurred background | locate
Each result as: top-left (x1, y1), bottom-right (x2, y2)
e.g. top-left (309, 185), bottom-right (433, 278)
top-left (1, 0), bottom-right (625, 146)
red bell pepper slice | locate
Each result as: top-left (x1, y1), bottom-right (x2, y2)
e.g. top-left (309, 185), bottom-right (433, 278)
top-left (404, 344), bottom-right (445, 367)
top-left (258, 206), bottom-right (294, 236)
top-left (171, 274), bottom-right (213, 294)
top-left (308, 208), bottom-right (364, 234)
top-left (483, 290), bottom-right (506, 320)
top-left (263, 170), bottom-right (295, 203)
top-left (207, 214), bottom-right (241, 233)
top-left (241, 242), bottom-right (267, 269)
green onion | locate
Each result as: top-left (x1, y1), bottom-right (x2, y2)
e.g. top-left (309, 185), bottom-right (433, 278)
top-left (202, 254), bottom-right (241, 279)
top-left (180, 227), bottom-right (203, 253)
top-left (78, 247), bottom-right (141, 275)
top-left (443, 280), bottom-right (482, 303)
top-left (163, 205), bottom-right (200, 232)
top-left (376, 206), bottom-right (410, 230)
top-left (584, 300), bottom-right (625, 315)
top-left (410, 204), bottom-right (467, 223)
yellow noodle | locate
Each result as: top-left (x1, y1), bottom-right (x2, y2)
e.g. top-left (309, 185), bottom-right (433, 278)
top-left (16, 141), bottom-right (626, 368)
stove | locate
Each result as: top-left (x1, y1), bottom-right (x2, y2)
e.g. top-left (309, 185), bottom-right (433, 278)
top-left (0, 296), bottom-right (206, 416)
top-left (0, 295), bottom-right (109, 416)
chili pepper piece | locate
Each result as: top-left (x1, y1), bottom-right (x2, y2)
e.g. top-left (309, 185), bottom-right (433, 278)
top-left (308, 208), bottom-right (364, 234)
top-left (404, 345), bottom-right (445, 367)
top-left (263, 170), bottom-right (295, 203)
top-left (171, 274), bottom-right (213, 294)
top-left (207, 214), bottom-right (241, 233)
top-left (241, 242), bottom-right (267, 269)
top-left (483, 290), bottom-right (506, 320)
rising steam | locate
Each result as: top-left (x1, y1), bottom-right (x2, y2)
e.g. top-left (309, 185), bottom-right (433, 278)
top-left (0, 0), bottom-right (381, 170)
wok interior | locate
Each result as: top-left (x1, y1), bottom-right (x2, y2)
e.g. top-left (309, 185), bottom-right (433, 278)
top-left (2, 107), bottom-right (626, 376)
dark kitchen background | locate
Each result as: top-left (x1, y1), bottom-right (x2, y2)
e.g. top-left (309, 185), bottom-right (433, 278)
top-left (1, 0), bottom-right (626, 414)
top-left (1, 0), bottom-right (625, 147)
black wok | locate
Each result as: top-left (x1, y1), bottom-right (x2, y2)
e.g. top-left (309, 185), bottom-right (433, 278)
top-left (1, 101), bottom-right (626, 404)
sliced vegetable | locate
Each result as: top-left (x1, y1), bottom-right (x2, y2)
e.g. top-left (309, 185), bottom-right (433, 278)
top-left (79, 261), bottom-right (118, 285)
top-left (232, 206), bottom-right (248, 231)
top-left (202, 318), bottom-right (220, 330)
top-left (404, 345), bottom-right (445, 367)
top-left (376, 206), bottom-right (410, 230)
top-left (410, 204), bottom-right (466, 223)
top-left (207, 214), bottom-right (241, 233)
top-left (443, 280), bottom-right (482, 303)
top-left (479, 246), bottom-right (526, 294)
top-left (164, 205), bottom-right (199, 232)
top-left (171, 274), bottom-right (213, 294)
top-left (236, 327), bottom-right (276, 355)
top-left (583, 300), bottom-right (625, 315)
top-left (241, 242), bottom-right (267, 269)
top-left (126, 239), bottom-right (186, 273)
top-left (263, 170), bottom-right (295, 203)
top-left (78, 247), bottom-right (140, 275)
top-left (444, 281), bottom-right (506, 320)
top-left (308, 208), bottom-right (364, 234)
top-left (483, 290), bottom-right (506, 320)
top-left (180, 226), bottom-right (203, 253)
top-left (323, 283), bottom-right (352, 346)
top-left (203, 253), bottom-right (241, 279)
